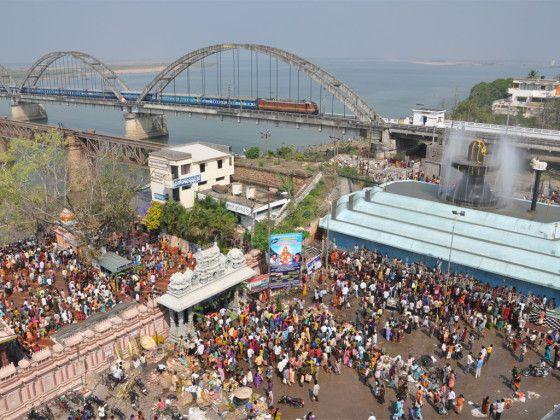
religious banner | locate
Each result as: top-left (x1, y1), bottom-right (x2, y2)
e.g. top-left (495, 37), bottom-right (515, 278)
top-left (269, 233), bottom-right (302, 289)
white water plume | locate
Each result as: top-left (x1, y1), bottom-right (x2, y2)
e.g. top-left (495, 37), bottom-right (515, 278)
top-left (438, 128), bottom-right (521, 208)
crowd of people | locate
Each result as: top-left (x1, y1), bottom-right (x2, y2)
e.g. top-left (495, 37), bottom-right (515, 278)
top-left (2, 224), bottom-right (559, 418)
top-left (109, 244), bottom-right (559, 419)
top-left (335, 154), bottom-right (440, 185)
top-left (0, 233), bottom-right (184, 353)
top-left (304, 247), bottom-right (559, 418)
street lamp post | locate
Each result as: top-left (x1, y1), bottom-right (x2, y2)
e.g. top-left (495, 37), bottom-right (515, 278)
top-left (325, 200), bottom-right (333, 269)
top-left (261, 130), bottom-right (271, 155)
top-left (447, 210), bottom-right (465, 275)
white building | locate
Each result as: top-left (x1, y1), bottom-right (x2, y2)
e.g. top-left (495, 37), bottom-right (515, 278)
top-left (493, 77), bottom-right (560, 117)
top-left (148, 142), bottom-right (234, 208)
top-left (411, 108), bottom-right (446, 127)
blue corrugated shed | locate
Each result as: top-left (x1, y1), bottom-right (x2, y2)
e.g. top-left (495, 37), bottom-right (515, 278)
top-left (320, 181), bottom-right (560, 295)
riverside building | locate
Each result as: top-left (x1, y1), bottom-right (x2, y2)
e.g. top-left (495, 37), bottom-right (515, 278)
top-left (493, 77), bottom-right (560, 117)
top-left (148, 142), bottom-right (234, 208)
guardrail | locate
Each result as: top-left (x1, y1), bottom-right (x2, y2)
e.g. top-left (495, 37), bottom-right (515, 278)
top-left (446, 120), bottom-right (560, 136)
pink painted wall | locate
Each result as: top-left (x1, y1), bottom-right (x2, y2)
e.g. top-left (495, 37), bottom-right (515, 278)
top-left (0, 299), bottom-right (167, 420)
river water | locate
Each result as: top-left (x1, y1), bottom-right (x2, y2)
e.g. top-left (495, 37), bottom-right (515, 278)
top-left (0, 59), bottom-right (550, 153)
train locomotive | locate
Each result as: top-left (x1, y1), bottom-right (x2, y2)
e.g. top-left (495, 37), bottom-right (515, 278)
top-left (19, 87), bottom-right (319, 115)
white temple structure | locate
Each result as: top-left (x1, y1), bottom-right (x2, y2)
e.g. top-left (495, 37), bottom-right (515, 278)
top-left (157, 243), bottom-right (255, 342)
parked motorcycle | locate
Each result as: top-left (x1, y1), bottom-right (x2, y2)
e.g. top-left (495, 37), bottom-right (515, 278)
top-left (129, 390), bottom-right (138, 409)
top-left (521, 364), bottom-right (551, 377)
top-left (278, 395), bottom-right (305, 408)
top-left (27, 405), bottom-right (54, 420)
top-left (86, 395), bottom-right (106, 406)
top-left (110, 407), bottom-right (125, 420)
top-left (66, 391), bottom-right (84, 406)
top-left (135, 378), bottom-right (149, 396)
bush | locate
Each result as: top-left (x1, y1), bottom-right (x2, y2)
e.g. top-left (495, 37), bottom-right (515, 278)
top-left (143, 201), bottom-right (163, 231)
top-left (250, 180), bottom-right (325, 252)
top-left (245, 146), bottom-right (260, 159)
top-left (451, 78), bottom-right (512, 123)
top-left (159, 197), bottom-right (237, 250)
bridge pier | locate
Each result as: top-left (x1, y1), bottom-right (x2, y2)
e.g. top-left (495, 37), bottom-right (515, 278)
top-left (11, 102), bottom-right (47, 122)
top-left (124, 112), bottom-right (168, 140)
top-left (66, 134), bottom-right (89, 192)
top-left (365, 128), bottom-right (397, 158)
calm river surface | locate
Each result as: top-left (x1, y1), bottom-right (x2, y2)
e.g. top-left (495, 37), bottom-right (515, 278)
top-left (0, 59), bottom-right (551, 153)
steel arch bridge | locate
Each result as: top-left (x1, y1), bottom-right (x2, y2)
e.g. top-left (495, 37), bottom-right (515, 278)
top-left (0, 64), bottom-right (15, 96)
top-left (0, 44), bottom-right (387, 139)
top-left (19, 51), bottom-right (131, 103)
top-left (138, 43), bottom-right (382, 125)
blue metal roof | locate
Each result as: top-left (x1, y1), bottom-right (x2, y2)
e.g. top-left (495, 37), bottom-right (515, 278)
top-left (319, 181), bottom-right (560, 290)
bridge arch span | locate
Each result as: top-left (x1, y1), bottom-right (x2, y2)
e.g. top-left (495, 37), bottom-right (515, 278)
top-left (137, 43), bottom-right (382, 125)
top-left (19, 51), bottom-right (131, 103)
top-left (0, 65), bottom-right (15, 97)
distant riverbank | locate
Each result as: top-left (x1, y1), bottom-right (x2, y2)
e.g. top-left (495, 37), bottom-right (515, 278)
top-left (112, 65), bottom-right (166, 75)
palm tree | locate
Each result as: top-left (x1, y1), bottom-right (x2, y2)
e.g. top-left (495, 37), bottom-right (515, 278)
top-left (528, 69), bottom-right (538, 79)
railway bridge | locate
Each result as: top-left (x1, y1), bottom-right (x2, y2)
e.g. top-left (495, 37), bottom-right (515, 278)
top-left (0, 44), bottom-right (384, 142)
top-left (2, 43), bottom-right (560, 157)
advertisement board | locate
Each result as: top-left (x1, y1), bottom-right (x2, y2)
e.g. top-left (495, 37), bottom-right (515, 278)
top-left (306, 254), bottom-right (322, 274)
top-left (246, 274), bottom-right (269, 293)
top-left (269, 233), bottom-right (302, 289)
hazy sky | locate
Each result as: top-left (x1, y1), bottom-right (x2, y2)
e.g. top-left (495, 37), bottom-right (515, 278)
top-left (1, 1), bottom-right (558, 65)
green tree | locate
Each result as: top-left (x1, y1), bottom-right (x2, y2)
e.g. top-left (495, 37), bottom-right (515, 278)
top-left (528, 69), bottom-right (539, 79)
top-left (540, 98), bottom-right (560, 129)
top-left (279, 175), bottom-right (295, 197)
top-left (451, 78), bottom-right (513, 123)
top-left (0, 131), bottom-right (69, 239)
top-left (159, 197), bottom-right (237, 250)
top-left (160, 200), bottom-right (188, 235)
top-left (72, 153), bottom-right (142, 246)
top-left (0, 130), bottom-right (145, 246)
top-left (143, 201), bottom-right (163, 231)
top-left (244, 146), bottom-right (260, 159)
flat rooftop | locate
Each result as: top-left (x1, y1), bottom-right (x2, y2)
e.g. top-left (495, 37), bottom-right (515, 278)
top-left (52, 301), bottom-right (138, 343)
top-left (150, 142), bottom-right (230, 162)
top-left (385, 182), bottom-right (560, 223)
top-left (204, 186), bottom-right (285, 208)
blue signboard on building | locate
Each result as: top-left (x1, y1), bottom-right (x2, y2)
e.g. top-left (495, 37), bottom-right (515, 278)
top-left (173, 174), bottom-right (202, 188)
top-left (152, 192), bottom-right (169, 201)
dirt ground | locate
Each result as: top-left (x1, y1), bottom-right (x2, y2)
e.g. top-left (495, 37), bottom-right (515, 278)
top-left (272, 325), bottom-right (560, 420)
top-left (46, 290), bottom-right (560, 420)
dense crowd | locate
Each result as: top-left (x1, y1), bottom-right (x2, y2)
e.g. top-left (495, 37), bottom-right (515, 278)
top-left (125, 245), bottom-right (560, 419)
top-left (0, 234), bottom-right (183, 353)
top-left (313, 247), bottom-right (558, 417)
top-left (2, 226), bottom-right (559, 418)
top-left (336, 155), bottom-right (440, 185)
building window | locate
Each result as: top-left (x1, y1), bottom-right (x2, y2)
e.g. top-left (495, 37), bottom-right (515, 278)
top-left (171, 165), bottom-right (179, 179)
top-left (198, 180), bottom-right (207, 186)
top-left (216, 176), bottom-right (225, 181)
top-left (172, 188), bottom-right (180, 201)
top-left (200, 163), bottom-right (206, 173)
top-left (181, 164), bottom-right (190, 175)
top-left (217, 159), bottom-right (223, 169)
top-left (182, 185), bottom-right (191, 190)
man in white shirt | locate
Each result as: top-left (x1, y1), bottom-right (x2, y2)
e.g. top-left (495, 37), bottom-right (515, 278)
top-left (447, 389), bottom-right (456, 413)
top-left (495, 399), bottom-right (505, 420)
